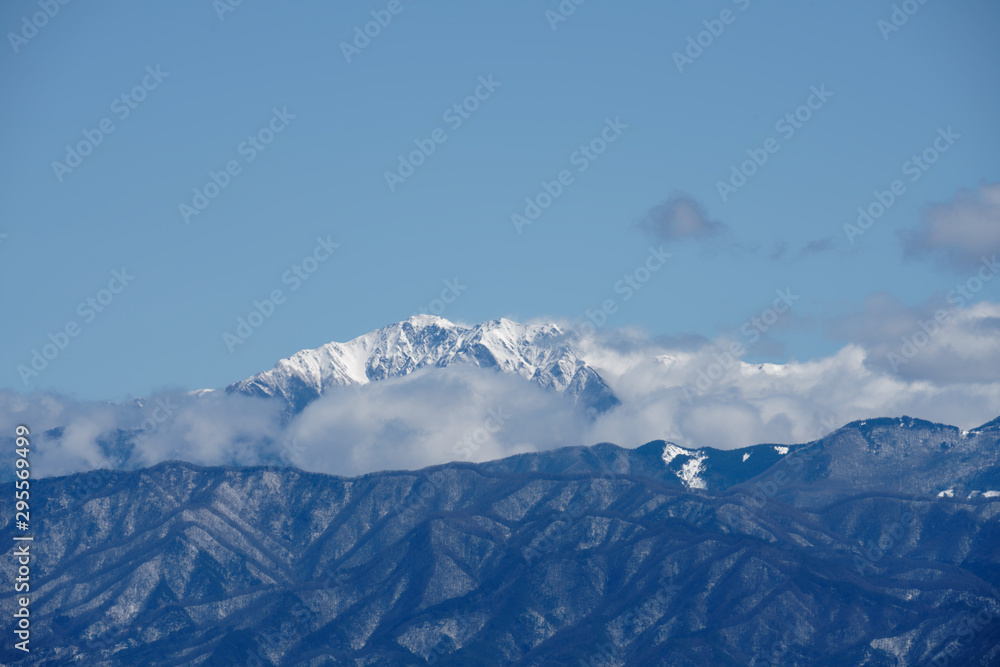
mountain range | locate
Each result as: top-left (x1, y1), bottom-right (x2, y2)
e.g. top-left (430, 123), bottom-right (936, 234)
top-left (2, 415), bottom-right (999, 665)
top-left (3, 316), bottom-right (999, 664)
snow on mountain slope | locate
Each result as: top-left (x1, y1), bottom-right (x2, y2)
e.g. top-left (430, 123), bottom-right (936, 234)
top-left (226, 315), bottom-right (620, 415)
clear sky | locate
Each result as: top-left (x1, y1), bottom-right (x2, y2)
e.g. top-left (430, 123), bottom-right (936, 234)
top-left (2, 0), bottom-right (999, 401)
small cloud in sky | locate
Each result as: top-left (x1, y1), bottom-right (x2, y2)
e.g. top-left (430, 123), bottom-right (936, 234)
top-left (637, 193), bottom-right (727, 243)
top-left (900, 181), bottom-right (1000, 270)
top-left (767, 241), bottom-right (787, 260)
top-left (767, 237), bottom-right (837, 262)
top-left (799, 237), bottom-right (835, 256)
top-left (637, 193), bottom-right (836, 263)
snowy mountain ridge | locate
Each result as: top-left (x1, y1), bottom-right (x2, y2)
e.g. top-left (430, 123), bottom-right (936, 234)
top-left (11, 415), bottom-right (1000, 665)
top-left (226, 315), bottom-right (620, 414)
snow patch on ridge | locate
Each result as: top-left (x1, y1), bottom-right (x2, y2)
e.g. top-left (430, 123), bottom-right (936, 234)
top-left (661, 443), bottom-right (707, 490)
top-left (679, 453), bottom-right (708, 490)
top-left (661, 443), bottom-right (690, 466)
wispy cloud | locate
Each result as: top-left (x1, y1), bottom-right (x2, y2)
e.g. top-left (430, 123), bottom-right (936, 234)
top-left (900, 181), bottom-right (1000, 270)
top-left (6, 302), bottom-right (1000, 479)
top-left (824, 293), bottom-right (1000, 384)
top-left (799, 237), bottom-right (835, 256)
top-left (636, 193), bottom-right (837, 265)
top-left (289, 365), bottom-right (589, 475)
top-left (637, 192), bottom-right (727, 243)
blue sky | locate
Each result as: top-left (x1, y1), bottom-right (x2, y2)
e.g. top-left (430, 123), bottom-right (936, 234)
top-left (2, 0), bottom-right (999, 401)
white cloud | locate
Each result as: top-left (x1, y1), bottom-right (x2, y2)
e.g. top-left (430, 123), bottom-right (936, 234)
top-left (5, 301), bottom-right (1000, 478)
top-left (129, 391), bottom-right (285, 468)
top-left (287, 365), bottom-right (589, 476)
top-left (900, 181), bottom-right (1000, 269)
top-left (826, 294), bottom-right (1000, 384)
top-left (571, 309), bottom-right (1000, 450)
top-left (0, 389), bottom-right (284, 477)
top-left (637, 192), bottom-right (727, 243)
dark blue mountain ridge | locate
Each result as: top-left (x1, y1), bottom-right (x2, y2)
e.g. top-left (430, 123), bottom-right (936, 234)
top-left (1, 413), bottom-right (999, 665)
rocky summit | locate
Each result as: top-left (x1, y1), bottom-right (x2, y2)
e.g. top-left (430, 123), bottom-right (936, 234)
top-left (226, 316), bottom-right (620, 416)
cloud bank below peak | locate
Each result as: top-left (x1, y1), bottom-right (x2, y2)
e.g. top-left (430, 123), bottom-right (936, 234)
top-left (4, 301), bottom-right (999, 480)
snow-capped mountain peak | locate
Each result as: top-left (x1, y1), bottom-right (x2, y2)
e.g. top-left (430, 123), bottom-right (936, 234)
top-left (226, 316), bottom-right (619, 414)
top-left (405, 313), bottom-right (457, 328)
